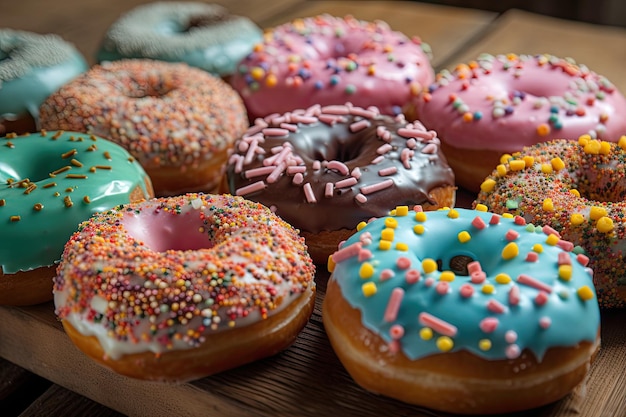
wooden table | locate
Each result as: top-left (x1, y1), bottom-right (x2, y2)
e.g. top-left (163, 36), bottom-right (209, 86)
top-left (2, 1), bottom-right (626, 416)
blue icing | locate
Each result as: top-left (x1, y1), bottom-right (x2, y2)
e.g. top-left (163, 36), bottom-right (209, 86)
top-left (330, 207), bottom-right (600, 361)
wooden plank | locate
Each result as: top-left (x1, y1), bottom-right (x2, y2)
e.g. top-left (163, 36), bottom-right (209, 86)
top-left (437, 8), bottom-right (626, 92)
top-left (0, 357), bottom-right (51, 416)
top-left (260, 0), bottom-right (497, 68)
top-left (19, 385), bottom-right (124, 417)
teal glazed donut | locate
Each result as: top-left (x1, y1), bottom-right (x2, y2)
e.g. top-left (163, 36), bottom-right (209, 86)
top-left (97, 2), bottom-right (263, 77)
top-left (324, 206), bottom-right (600, 414)
top-left (0, 30), bottom-right (87, 135)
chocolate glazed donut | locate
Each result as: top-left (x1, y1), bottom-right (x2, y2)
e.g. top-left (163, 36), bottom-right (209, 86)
top-left (223, 103), bottom-right (456, 263)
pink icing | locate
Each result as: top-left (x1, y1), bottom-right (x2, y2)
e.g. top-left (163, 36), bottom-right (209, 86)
top-left (415, 53), bottom-right (626, 152)
top-left (231, 15), bottom-right (434, 120)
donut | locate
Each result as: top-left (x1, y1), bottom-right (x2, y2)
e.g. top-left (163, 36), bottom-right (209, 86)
top-left (475, 136), bottom-right (626, 308)
top-left (97, 2), bottom-right (263, 79)
top-left (230, 14), bottom-right (434, 121)
top-left (414, 53), bottom-right (626, 191)
top-left (0, 29), bottom-right (87, 136)
top-left (53, 193), bottom-right (316, 382)
top-left (324, 206), bottom-right (600, 414)
top-left (39, 59), bottom-right (248, 196)
top-left (0, 130), bottom-right (153, 306)
top-left (222, 103), bottom-right (455, 264)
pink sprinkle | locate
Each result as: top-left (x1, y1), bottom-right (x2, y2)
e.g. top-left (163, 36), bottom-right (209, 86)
top-left (479, 317), bottom-right (499, 333)
top-left (509, 286), bottom-right (520, 306)
top-left (377, 143), bottom-right (393, 155)
top-left (388, 340), bottom-right (400, 353)
top-left (397, 127), bottom-right (434, 139)
top-left (414, 205), bottom-right (423, 212)
top-left (405, 269), bottom-right (421, 284)
top-left (237, 141), bottom-right (249, 152)
top-left (542, 225), bottom-right (561, 238)
top-left (525, 252), bottom-right (539, 262)
top-left (292, 172), bottom-right (304, 185)
top-left (361, 179), bottom-right (393, 195)
top-left (459, 284), bottom-right (474, 298)
top-left (358, 249), bottom-right (372, 262)
top-left (262, 128), bottom-right (289, 137)
top-left (244, 139), bottom-right (260, 164)
top-left (378, 166), bottom-right (398, 176)
top-left (535, 291), bottom-right (549, 305)
top-left (234, 154), bottom-right (244, 174)
top-left (557, 239), bottom-right (574, 251)
top-left (326, 160), bottom-right (350, 175)
top-left (539, 316), bottom-right (552, 329)
top-left (380, 269), bottom-right (395, 281)
top-left (506, 344), bottom-right (521, 359)
top-left (351, 167), bottom-right (362, 179)
top-left (244, 166), bottom-right (275, 179)
top-left (303, 183), bottom-right (316, 203)
top-left (577, 254), bottom-right (590, 266)
top-left (318, 114), bottom-right (339, 125)
top-left (321, 104), bottom-right (350, 115)
top-left (335, 177), bottom-right (358, 188)
top-left (324, 182), bottom-right (334, 198)
top-left (406, 138), bottom-right (417, 149)
top-left (266, 162), bottom-right (286, 183)
top-left (376, 126), bottom-right (387, 138)
top-left (489, 214), bottom-right (500, 225)
top-left (467, 261), bottom-right (482, 274)
top-left (360, 231), bottom-right (372, 244)
top-left (470, 271), bottom-right (486, 284)
top-left (517, 274), bottom-right (553, 293)
top-left (384, 288), bottom-right (405, 322)
top-left (505, 230), bottom-right (519, 241)
top-left (264, 145), bottom-right (292, 166)
top-left (286, 165), bottom-right (306, 174)
top-left (350, 107), bottom-right (377, 118)
top-left (400, 148), bottom-right (413, 169)
top-left (331, 242), bottom-right (362, 263)
top-left (245, 120), bottom-right (268, 136)
top-left (558, 252), bottom-right (572, 265)
top-left (371, 155), bottom-right (384, 165)
top-left (396, 257), bottom-right (411, 270)
top-left (291, 115), bottom-right (318, 124)
top-left (355, 193), bottom-right (367, 203)
top-left (418, 312), bottom-right (458, 337)
top-left (505, 330), bottom-right (518, 343)
top-left (312, 160), bottom-right (321, 170)
top-left (471, 216), bottom-right (486, 230)
top-left (382, 131), bottom-right (392, 142)
top-left (235, 181), bottom-right (266, 196)
top-left (487, 299), bottom-right (507, 314)
top-left (514, 216), bottom-right (526, 225)
top-left (279, 122), bottom-right (298, 132)
top-left (421, 143), bottom-right (437, 154)
top-left (424, 277), bottom-right (435, 287)
top-left (350, 119), bottom-right (371, 132)
top-left (436, 281), bottom-right (449, 295)
top-left (390, 324), bottom-right (405, 340)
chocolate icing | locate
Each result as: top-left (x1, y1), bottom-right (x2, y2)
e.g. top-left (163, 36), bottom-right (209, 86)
top-left (225, 104), bottom-right (455, 233)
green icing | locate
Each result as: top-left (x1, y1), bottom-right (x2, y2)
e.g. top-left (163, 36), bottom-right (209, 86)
top-left (0, 131), bottom-right (152, 273)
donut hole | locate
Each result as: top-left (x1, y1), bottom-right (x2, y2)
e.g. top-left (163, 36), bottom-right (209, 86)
top-left (1, 158), bottom-right (68, 184)
top-left (121, 211), bottom-right (213, 252)
top-left (185, 12), bottom-right (231, 31)
top-left (576, 167), bottom-right (626, 202)
top-left (0, 49), bottom-right (8, 61)
top-left (437, 255), bottom-right (475, 276)
top-left (124, 81), bottom-right (173, 99)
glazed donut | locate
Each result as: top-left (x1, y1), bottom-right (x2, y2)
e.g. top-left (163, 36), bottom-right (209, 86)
top-left (222, 103), bottom-right (455, 264)
top-left (230, 14), bottom-right (434, 121)
top-left (475, 136), bottom-right (626, 308)
top-left (53, 193), bottom-right (316, 382)
top-left (415, 53), bottom-right (626, 192)
top-left (0, 29), bottom-right (87, 135)
top-left (0, 130), bottom-right (153, 306)
top-left (97, 2), bottom-right (263, 78)
top-left (39, 59), bottom-right (248, 196)
top-left (324, 206), bottom-right (600, 414)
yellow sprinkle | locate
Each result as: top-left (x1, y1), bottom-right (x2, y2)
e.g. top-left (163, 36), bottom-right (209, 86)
top-left (541, 163), bottom-right (553, 174)
top-left (578, 134), bottom-right (591, 146)
top-left (385, 217), bottom-right (398, 229)
top-left (569, 189), bottom-right (580, 198)
top-left (379, 240), bottom-right (392, 250)
top-left (250, 66), bottom-right (265, 80)
top-left (480, 179), bottom-right (496, 193)
top-left (422, 258), bottom-right (438, 274)
top-left (381, 228), bottom-right (395, 241)
top-left (413, 225), bottom-right (425, 235)
top-left (419, 327), bottom-right (433, 340)
top-left (589, 206), bottom-right (607, 220)
top-left (618, 135), bottom-right (626, 150)
top-left (440, 271), bottom-right (455, 282)
top-left (458, 230), bottom-right (471, 243)
top-left (502, 242), bottom-right (519, 260)
top-left (482, 284), bottom-right (495, 294)
top-left (495, 273), bottom-right (511, 284)
top-left (570, 213), bottom-right (585, 226)
top-left (577, 285), bottom-right (594, 301)
top-left (395, 242), bottom-right (409, 251)
top-left (265, 73), bottom-right (277, 87)
top-left (327, 255), bottom-right (336, 273)
top-left (542, 198), bottom-right (554, 211)
top-left (436, 336), bottom-right (454, 352)
top-left (395, 205), bottom-right (409, 216)
top-left (447, 209), bottom-right (459, 219)
top-left (550, 157), bottom-right (565, 171)
top-left (545, 234), bottom-right (559, 246)
top-left (362, 282), bottom-right (377, 297)
top-left (415, 212), bottom-right (427, 222)
top-left (537, 123), bottom-right (551, 136)
top-left (356, 221), bottom-right (367, 231)
top-left (597, 216), bottom-right (614, 233)
top-left (559, 265), bottom-right (573, 281)
top-left (502, 213), bottom-right (514, 218)
top-left (509, 160), bottom-right (526, 171)
top-left (359, 262), bottom-right (375, 279)
top-left (496, 164), bottom-right (508, 176)
top-left (533, 243), bottom-right (544, 253)
top-left (475, 204), bottom-right (488, 212)
top-left (584, 140), bottom-right (601, 154)
top-left (499, 153), bottom-right (512, 164)
top-left (479, 339), bottom-right (492, 351)
top-left (599, 141), bottom-right (611, 155)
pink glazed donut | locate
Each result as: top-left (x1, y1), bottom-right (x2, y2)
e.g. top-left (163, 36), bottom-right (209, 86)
top-left (230, 15), bottom-right (434, 121)
top-left (415, 53), bottom-right (626, 192)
